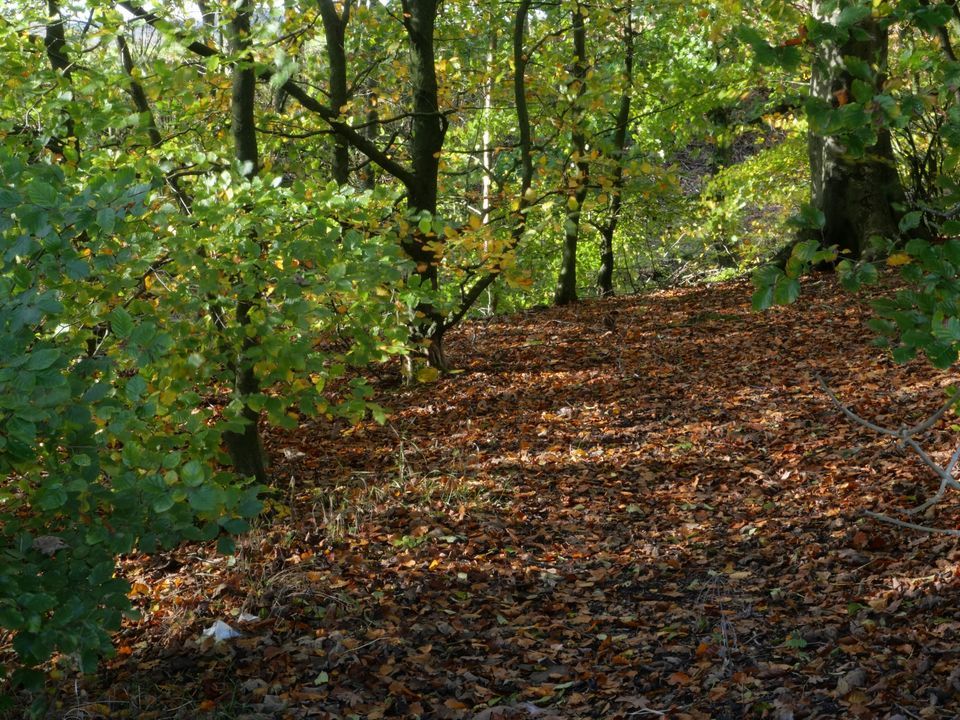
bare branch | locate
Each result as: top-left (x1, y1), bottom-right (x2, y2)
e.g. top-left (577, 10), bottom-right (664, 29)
top-left (863, 510), bottom-right (960, 536)
top-left (817, 374), bottom-right (960, 439)
top-left (820, 374), bottom-right (960, 529)
top-left (817, 375), bottom-right (903, 437)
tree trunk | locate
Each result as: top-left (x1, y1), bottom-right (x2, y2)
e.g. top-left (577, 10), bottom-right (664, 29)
top-left (555, 1), bottom-right (588, 306)
top-left (434, 0), bottom-right (535, 338)
top-left (222, 0), bottom-right (269, 483)
top-left (481, 22), bottom-right (498, 315)
top-left (808, 2), bottom-right (904, 258)
top-left (44, 0), bottom-right (79, 162)
top-left (318, 0), bottom-right (351, 185)
top-left (597, 2), bottom-right (633, 298)
top-left (400, 0), bottom-right (450, 368)
top-left (360, 92), bottom-right (379, 189)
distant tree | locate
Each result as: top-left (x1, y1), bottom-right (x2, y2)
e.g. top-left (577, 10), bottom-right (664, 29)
top-left (596, 0), bottom-right (633, 298)
top-left (554, 0), bottom-right (589, 306)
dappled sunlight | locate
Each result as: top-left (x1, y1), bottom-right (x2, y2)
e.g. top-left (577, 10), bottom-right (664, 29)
top-left (52, 276), bottom-right (960, 719)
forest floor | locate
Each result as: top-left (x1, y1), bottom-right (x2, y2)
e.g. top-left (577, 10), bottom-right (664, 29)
top-left (24, 274), bottom-right (960, 719)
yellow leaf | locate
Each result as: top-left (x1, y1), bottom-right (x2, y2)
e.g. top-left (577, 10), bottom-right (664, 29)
top-left (887, 252), bottom-right (912, 266)
top-left (468, 214), bottom-right (482, 230)
top-left (416, 366), bottom-right (440, 383)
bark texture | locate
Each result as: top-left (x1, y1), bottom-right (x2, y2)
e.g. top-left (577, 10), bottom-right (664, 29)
top-left (808, 4), bottom-right (904, 258)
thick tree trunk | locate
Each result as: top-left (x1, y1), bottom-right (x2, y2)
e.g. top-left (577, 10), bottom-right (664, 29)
top-left (222, 0), bottom-right (269, 483)
top-left (597, 4), bottom-right (633, 298)
top-left (808, 3), bottom-right (904, 258)
top-left (555, 2), bottom-right (588, 306)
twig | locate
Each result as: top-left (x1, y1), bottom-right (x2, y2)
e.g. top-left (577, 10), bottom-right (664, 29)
top-left (819, 374), bottom-right (960, 530)
top-left (815, 374), bottom-right (959, 439)
top-left (627, 708), bottom-right (668, 718)
top-left (863, 510), bottom-right (960, 536)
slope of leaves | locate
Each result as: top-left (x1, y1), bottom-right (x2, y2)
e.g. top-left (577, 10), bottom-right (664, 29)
top-left (15, 275), bottom-right (960, 719)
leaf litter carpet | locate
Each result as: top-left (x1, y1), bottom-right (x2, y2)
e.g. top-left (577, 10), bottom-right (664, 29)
top-left (43, 277), bottom-right (960, 719)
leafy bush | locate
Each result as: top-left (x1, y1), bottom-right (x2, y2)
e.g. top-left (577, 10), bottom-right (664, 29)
top-left (0, 122), bottom-right (412, 711)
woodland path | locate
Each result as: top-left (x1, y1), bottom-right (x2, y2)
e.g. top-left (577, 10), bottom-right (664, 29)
top-left (73, 277), bottom-right (960, 719)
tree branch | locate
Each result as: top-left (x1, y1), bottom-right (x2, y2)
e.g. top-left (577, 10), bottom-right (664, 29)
top-left (118, 0), bottom-right (416, 187)
top-left (863, 510), bottom-right (960, 536)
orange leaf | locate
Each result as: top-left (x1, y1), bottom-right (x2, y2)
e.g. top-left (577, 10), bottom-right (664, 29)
top-left (667, 671), bottom-right (692, 686)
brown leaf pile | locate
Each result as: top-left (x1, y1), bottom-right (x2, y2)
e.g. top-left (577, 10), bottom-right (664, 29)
top-left (32, 276), bottom-right (960, 719)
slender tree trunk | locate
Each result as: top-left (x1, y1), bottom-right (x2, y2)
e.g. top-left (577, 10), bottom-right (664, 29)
top-left (400, 0), bottom-right (449, 369)
top-left (361, 92), bottom-right (379, 189)
top-left (555, 1), bottom-right (588, 306)
top-left (196, 0), bottom-right (217, 31)
top-left (436, 0), bottom-right (534, 335)
top-left (318, 0), bottom-right (352, 184)
top-left (222, 0), bottom-right (269, 483)
top-left (481, 23), bottom-right (498, 315)
top-left (118, 34), bottom-right (195, 214)
top-left (513, 0), bottom-right (534, 216)
top-left (44, 0), bottom-right (79, 162)
top-left (598, 3), bottom-right (633, 298)
top-left (808, 2), bottom-right (904, 258)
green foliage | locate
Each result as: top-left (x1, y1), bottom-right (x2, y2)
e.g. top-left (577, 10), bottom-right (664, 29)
top-left (867, 238), bottom-right (960, 368)
top-left (0, 7), bottom-right (415, 694)
top-left (744, 0), bottom-right (960, 375)
top-left (0, 147), bottom-right (252, 691)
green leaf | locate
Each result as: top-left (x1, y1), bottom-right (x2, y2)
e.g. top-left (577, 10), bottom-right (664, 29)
top-left (188, 485), bottom-right (221, 513)
top-left (843, 56), bottom-right (873, 80)
top-left (96, 207), bottom-right (116, 234)
top-left (850, 79), bottom-right (873, 104)
top-left (751, 285), bottom-right (774, 311)
top-left (110, 307), bottom-right (135, 339)
top-left (216, 535), bottom-right (236, 555)
top-left (26, 348), bottom-right (60, 371)
top-left (25, 181), bottom-right (58, 207)
top-left (892, 345), bottom-right (917, 363)
top-left (752, 264), bottom-right (782, 287)
top-left (124, 374), bottom-right (147, 402)
top-left (773, 277), bottom-right (801, 305)
top-left (151, 494), bottom-right (176, 513)
top-left (899, 211), bottom-right (923, 232)
top-left (220, 517), bottom-right (250, 534)
top-left (181, 460), bottom-right (206, 487)
top-left (791, 240), bottom-right (821, 264)
top-left (838, 5), bottom-right (871, 30)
